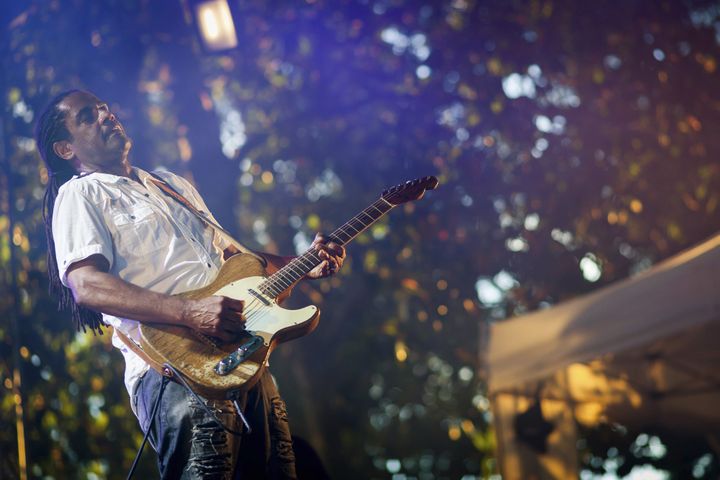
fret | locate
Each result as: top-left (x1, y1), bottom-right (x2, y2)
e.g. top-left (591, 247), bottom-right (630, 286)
top-left (260, 283), bottom-right (278, 297)
top-left (289, 261), bottom-right (307, 277)
top-left (333, 232), bottom-right (350, 245)
top-left (275, 274), bottom-right (292, 287)
top-left (344, 222), bottom-right (361, 234)
top-left (334, 229), bottom-right (352, 242)
top-left (354, 213), bottom-right (372, 225)
top-left (340, 219), bottom-right (362, 233)
top-left (379, 197), bottom-right (394, 208)
top-left (279, 268), bottom-right (296, 281)
top-left (277, 272), bottom-right (295, 287)
top-left (279, 265), bottom-right (295, 278)
top-left (331, 231), bottom-right (350, 245)
top-left (286, 263), bottom-right (306, 279)
top-left (368, 204), bottom-right (385, 215)
top-left (296, 256), bottom-right (316, 271)
top-left (262, 197), bottom-right (396, 298)
top-left (347, 216), bottom-right (363, 227)
top-left (358, 211), bottom-right (377, 222)
top-left (264, 286), bottom-right (278, 297)
top-left (358, 211), bottom-right (375, 222)
top-left (271, 276), bottom-right (292, 291)
top-left (356, 213), bottom-right (372, 225)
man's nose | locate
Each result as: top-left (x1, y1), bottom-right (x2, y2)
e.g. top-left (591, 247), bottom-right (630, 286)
top-left (100, 109), bottom-right (116, 124)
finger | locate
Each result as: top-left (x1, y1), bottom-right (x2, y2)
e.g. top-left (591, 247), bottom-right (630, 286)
top-left (222, 297), bottom-right (245, 312)
top-left (326, 242), bottom-right (345, 257)
top-left (220, 322), bottom-right (246, 337)
top-left (210, 328), bottom-right (236, 343)
top-left (221, 312), bottom-right (247, 332)
top-left (312, 233), bottom-right (327, 246)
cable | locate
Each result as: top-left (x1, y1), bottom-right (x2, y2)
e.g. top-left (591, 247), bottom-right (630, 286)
top-left (126, 375), bottom-right (169, 480)
top-left (162, 363), bottom-right (250, 435)
top-left (126, 364), bottom-right (251, 479)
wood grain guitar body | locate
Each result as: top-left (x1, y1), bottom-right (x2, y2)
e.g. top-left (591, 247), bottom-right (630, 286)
top-left (138, 253), bottom-right (320, 399)
top-left (137, 175), bottom-right (438, 399)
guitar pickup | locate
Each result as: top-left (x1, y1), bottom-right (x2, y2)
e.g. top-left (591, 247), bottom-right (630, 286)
top-left (214, 334), bottom-right (264, 376)
top-left (248, 288), bottom-right (271, 306)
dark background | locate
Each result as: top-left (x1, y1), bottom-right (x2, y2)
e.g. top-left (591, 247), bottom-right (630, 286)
top-left (1, 0), bottom-right (719, 478)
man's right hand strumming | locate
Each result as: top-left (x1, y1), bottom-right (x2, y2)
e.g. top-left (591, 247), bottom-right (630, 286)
top-left (65, 254), bottom-right (246, 342)
top-left (180, 296), bottom-right (246, 342)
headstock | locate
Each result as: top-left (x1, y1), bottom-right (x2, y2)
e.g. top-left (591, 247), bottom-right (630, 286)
top-left (381, 176), bottom-right (439, 206)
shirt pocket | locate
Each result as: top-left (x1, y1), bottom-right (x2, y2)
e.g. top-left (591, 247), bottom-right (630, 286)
top-left (110, 204), bottom-right (170, 256)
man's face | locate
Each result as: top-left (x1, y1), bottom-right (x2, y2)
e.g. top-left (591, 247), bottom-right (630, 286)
top-left (54, 91), bottom-right (131, 170)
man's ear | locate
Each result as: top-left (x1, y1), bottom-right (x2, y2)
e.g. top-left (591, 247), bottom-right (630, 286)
top-left (53, 140), bottom-right (74, 160)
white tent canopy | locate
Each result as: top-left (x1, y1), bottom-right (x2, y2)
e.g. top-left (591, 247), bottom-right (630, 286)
top-left (489, 233), bottom-right (720, 395)
top-left (486, 233), bottom-right (720, 479)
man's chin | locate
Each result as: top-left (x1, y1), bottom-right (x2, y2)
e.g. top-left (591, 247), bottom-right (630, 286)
top-left (108, 133), bottom-right (132, 150)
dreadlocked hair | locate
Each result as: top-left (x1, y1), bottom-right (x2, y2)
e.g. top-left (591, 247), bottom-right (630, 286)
top-left (37, 90), bottom-right (105, 334)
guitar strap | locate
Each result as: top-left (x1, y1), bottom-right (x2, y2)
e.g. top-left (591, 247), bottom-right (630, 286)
top-left (115, 328), bottom-right (171, 377)
top-left (146, 171), bottom-right (267, 267)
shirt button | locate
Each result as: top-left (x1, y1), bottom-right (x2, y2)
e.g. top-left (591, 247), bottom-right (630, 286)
top-left (144, 193), bottom-right (149, 197)
top-left (206, 262), bottom-right (211, 268)
top-left (130, 215), bottom-right (135, 219)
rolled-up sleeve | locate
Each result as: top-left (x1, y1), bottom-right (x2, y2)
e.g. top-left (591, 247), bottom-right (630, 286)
top-left (52, 184), bottom-right (114, 287)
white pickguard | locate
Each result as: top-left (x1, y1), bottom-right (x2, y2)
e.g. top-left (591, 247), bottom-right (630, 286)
top-left (213, 276), bottom-right (317, 336)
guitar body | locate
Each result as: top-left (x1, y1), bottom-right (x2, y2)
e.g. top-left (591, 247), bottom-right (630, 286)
top-left (138, 253), bottom-right (320, 399)
top-left (138, 176), bottom-right (437, 399)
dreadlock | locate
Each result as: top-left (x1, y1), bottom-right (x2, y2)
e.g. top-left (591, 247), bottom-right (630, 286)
top-left (36, 90), bottom-right (105, 334)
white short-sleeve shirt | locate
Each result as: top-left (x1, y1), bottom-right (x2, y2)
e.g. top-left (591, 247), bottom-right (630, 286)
top-left (52, 167), bottom-right (232, 402)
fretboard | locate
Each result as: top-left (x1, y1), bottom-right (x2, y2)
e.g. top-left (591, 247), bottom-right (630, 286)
top-left (259, 197), bottom-right (395, 298)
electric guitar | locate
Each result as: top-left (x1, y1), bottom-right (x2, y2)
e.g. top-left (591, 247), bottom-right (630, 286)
top-left (138, 176), bottom-right (438, 399)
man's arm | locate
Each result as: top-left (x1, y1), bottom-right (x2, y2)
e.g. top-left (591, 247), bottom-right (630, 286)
top-left (66, 255), bottom-right (245, 342)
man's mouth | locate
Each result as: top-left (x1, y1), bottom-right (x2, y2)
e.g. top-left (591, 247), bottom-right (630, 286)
top-left (106, 126), bottom-right (124, 139)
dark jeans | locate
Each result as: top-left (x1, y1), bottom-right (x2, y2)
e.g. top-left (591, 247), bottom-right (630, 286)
top-left (133, 368), bottom-right (297, 479)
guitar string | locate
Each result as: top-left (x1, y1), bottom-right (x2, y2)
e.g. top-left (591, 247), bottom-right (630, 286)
top-left (228, 247), bottom-right (326, 326)
top-left (199, 186), bottom-right (422, 350)
top-left (222, 196), bottom-right (398, 332)
top-left (240, 249), bottom-right (324, 327)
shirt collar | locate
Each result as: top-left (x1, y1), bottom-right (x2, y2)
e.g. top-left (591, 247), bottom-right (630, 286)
top-left (72, 166), bottom-right (147, 185)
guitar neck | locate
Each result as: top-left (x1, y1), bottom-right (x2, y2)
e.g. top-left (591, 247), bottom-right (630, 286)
top-left (259, 197), bottom-right (395, 298)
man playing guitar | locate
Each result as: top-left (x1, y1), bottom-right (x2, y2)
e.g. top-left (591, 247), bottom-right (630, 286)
top-left (37, 89), bottom-right (346, 479)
